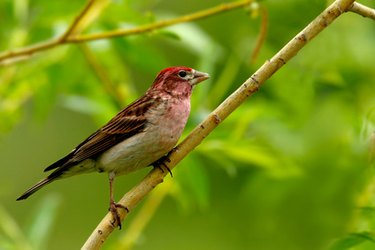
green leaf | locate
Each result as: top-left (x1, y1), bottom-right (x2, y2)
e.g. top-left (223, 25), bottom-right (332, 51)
top-left (329, 232), bottom-right (375, 250)
top-left (25, 195), bottom-right (61, 250)
top-left (173, 156), bottom-right (210, 211)
top-left (0, 204), bottom-right (32, 250)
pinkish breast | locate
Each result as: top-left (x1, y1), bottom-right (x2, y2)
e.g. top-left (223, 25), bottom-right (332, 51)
top-left (148, 97), bottom-right (191, 151)
top-left (97, 96), bottom-right (191, 175)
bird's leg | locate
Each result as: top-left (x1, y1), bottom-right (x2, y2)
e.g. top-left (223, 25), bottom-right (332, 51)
top-left (152, 147), bottom-right (177, 177)
top-left (108, 172), bottom-right (128, 229)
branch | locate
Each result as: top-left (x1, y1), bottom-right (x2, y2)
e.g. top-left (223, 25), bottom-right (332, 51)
top-left (250, 4), bottom-right (268, 64)
top-left (0, 0), bottom-right (100, 66)
top-left (70, 0), bottom-right (253, 43)
top-left (60, 0), bottom-right (96, 40)
top-left (78, 43), bottom-right (125, 109)
top-left (0, 0), bottom-right (253, 65)
top-left (82, 0), bottom-right (356, 249)
top-left (348, 2), bottom-right (375, 20)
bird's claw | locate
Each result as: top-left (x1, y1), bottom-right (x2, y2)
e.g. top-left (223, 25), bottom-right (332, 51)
top-left (152, 155), bottom-right (173, 177)
top-left (109, 201), bottom-right (128, 229)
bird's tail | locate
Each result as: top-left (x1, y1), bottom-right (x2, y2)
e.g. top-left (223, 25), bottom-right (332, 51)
top-left (16, 177), bottom-right (55, 201)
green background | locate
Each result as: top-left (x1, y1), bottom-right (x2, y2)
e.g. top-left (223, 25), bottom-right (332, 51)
top-left (1, 0), bottom-right (375, 249)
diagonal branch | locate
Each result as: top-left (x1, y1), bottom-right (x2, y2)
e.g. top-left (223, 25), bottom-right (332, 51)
top-left (81, 0), bottom-right (357, 249)
top-left (348, 2), bottom-right (375, 20)
top-left (0, 0), bottom-right (253, 65)
top-left (60, 0), bottom-right (96, 40)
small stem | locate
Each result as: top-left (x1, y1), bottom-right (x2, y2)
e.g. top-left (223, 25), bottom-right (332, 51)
top-left (250, 4), bottom-right (268, 64)
top-left (60, 0), bottom-right (96, 41)
top-left (70, 0), bottom-right (253, 43)
top-left (0, 0), bottom-right (99, 66)
top-left (78, 44), bottom-right (124, 108)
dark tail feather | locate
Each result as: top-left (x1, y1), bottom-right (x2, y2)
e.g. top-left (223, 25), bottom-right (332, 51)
top-left (44, 152), bottom-right (73, 172)
top-left (16, 178), bottom-right (55, 201)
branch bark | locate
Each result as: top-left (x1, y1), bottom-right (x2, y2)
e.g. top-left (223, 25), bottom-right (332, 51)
top-left (82, 0), bottom-right (358, 249)
top-left (0, 0), bottom-right (253, 65)
top-left (348, 2), bottom-right (375, 20)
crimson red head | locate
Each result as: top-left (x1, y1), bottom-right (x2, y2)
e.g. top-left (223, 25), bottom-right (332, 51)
top-left (150, 66), bottom-right (209, 98)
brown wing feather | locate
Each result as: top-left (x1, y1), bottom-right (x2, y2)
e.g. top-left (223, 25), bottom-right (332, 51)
top-left (44, 95), bottom-right (155, 172)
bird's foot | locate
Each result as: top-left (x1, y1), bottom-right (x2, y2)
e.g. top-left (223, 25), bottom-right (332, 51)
top-left (152, 155), bottom-right (173, 177)
top-left (108, 201), bottom-right (128, 229)
top-left (152, 147), bottom-right (178, 177)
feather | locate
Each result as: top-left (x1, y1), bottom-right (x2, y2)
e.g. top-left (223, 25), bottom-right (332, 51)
top-left (44, 95), bottom-right (156, 173)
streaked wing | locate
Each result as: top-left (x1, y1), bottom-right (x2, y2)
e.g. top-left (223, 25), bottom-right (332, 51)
top-left (44, 95), bottom-right (156, 172)
top-left (68, 117), bottom-right (145, 163)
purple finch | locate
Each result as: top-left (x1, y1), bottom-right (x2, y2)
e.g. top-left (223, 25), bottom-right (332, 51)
top-left (17, 66), bottom-right (209, 228)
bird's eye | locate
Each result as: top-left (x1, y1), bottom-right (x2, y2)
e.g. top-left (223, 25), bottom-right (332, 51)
top-left (178, 70), bottom-right (187, 78)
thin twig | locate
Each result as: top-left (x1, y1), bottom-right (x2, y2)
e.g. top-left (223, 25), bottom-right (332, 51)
top-left (0, 39), bottom-right (60, 65)
top-left (0, 0), bottom-right (253, 65)
top-left (250, 4), bottom-right (268, 64)
top-left (70, 0), bottom-right (253, 43)
top-left (348, 2), bottom-right (375, 20)
top-left (61, 0), bottom-right (96, 40)
top-left (78, 44), bottom-right (124, 108)
top-left (0, 0), bottom-right (98, 66)
top-left (82, 0), bottom-right (356, 249)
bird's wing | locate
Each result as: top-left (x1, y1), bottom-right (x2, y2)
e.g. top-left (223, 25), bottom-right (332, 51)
top-left (44, 95), bottom-right (156, 172)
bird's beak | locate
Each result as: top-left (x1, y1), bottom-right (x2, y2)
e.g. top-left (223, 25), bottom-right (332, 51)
top-left (190, 70), bottom-right (210, 86)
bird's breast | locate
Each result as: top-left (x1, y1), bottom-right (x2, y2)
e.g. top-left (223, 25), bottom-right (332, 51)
top-left (97, 98), bottom-right (191, 175)
top-left (148, 97), bottom-right (191, 146)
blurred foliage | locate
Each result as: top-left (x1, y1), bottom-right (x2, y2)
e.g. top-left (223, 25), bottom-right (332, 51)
top-left (0, 0), bottom-right (375, 249)
top-left (0, 196), bottom-right (60, 250)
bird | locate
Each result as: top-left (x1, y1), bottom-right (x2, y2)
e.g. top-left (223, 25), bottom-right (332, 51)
top-left (16, 66), bottom-right (210, 228)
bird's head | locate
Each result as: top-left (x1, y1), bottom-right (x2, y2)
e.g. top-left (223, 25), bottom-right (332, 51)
top-left (150, 66), bottom-right (210, 98)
